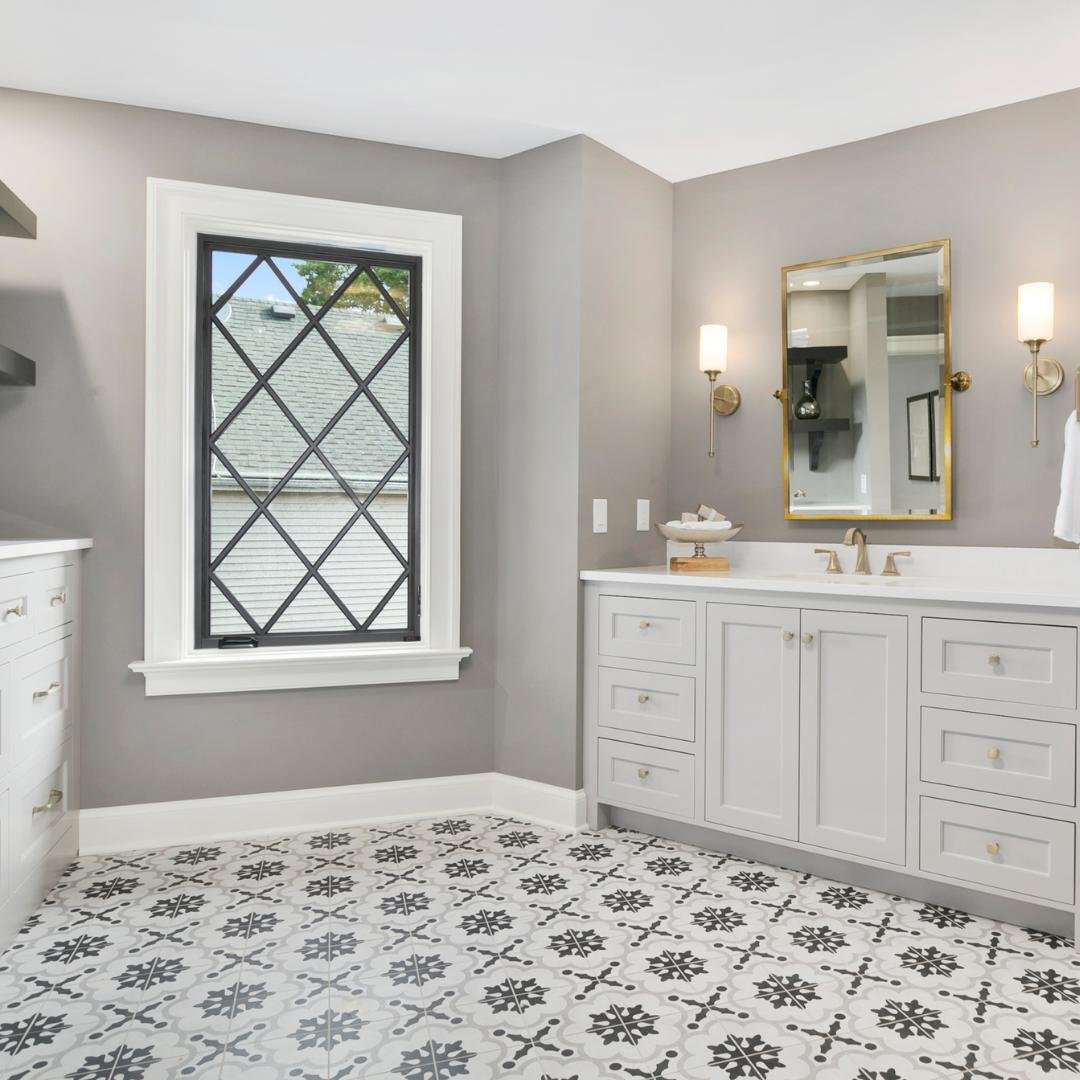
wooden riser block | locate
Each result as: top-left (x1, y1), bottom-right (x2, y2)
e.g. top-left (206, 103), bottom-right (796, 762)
top-left (669, 555), bottom-right (730, 574)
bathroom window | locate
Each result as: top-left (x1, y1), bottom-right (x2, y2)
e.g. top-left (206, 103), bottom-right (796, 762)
top-left (195, 237), bottom-right (421, 648)
top-left (133, 179), bottom-right (468, 695)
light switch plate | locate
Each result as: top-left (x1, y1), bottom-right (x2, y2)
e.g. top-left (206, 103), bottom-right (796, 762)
top-left (592, 499), bottom-right (608, 534)
top-left (636, 499), bottom-right (650, 531)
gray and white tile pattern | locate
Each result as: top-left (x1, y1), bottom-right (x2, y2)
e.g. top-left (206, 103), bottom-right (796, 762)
top-left (0, 815), bottom-right (1077, 1078)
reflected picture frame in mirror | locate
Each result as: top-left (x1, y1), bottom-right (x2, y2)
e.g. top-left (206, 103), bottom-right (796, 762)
top-left (780, 239), bottom-right (953, 521)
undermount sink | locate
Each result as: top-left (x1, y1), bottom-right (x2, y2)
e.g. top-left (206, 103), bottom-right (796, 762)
top-left (758, 571), bottom-right (907, 586)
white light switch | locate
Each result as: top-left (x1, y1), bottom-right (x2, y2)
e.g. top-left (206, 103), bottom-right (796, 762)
top-left (592, 499), bottom-right (608, 534)
top-left (636, 499), bottom-right (650, 531)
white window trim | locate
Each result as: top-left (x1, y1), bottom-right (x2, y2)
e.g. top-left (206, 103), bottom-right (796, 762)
top-left (130, 178), bottom-right (470, 695)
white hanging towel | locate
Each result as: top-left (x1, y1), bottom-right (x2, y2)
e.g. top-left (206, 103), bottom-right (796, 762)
top-left (1053, 411), bottom-right (1080, 543)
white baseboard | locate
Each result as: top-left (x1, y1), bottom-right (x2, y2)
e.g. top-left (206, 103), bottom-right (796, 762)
top-left (78, 772), bottom-right (587, 855)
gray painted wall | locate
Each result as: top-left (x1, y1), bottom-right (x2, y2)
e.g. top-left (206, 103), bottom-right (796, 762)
top-left (670, 88), bottom-right (1080, 547)
top-left (0, 90), bottom-right (500, 808)
top-left (493, 138), bottom-right (584, 791)
top-left (578, 139), bottom-right (673, 571)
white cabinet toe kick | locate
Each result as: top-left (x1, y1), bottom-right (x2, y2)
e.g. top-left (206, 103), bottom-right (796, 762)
top-left (583, 570), bottom-right (1080, 943)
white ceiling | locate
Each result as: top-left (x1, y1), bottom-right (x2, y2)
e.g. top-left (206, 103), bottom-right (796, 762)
top-left (5, 1), bottom-right (1080, 182)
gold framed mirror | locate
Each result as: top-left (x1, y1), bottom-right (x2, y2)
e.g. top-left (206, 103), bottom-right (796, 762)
top-left (781, 239), bottom-right (953, 520)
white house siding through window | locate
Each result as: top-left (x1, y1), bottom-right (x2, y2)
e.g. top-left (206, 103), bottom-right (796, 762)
top-left (209, 296), bottom-right (410, 636)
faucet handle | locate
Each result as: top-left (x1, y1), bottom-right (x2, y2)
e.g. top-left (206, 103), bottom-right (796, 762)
top-left (882, 551), bottom-right (912, 577)
top-left (813, 547), bottom-right (842, 574)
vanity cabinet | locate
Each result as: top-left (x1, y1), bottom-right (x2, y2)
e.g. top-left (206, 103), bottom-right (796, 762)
top-left (704, 603), bottom-right (800, 839)
top-left (0, 540), bottom-right (90, 948)
top-left (583, 563), bottom-right (1080, 941)
top-left (703, 604), bottom-right (906, 859)
top-left (799, 609), bottom-right (907, 864)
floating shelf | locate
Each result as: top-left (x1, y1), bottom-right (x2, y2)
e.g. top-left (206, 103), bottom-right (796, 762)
top-left (787, 345), bottom-right (847, 366)
top-left (789, 417), bottom-right (851, 433)
top-left (0, 343), bottom-right (35, 387)
top-left (0, 180), bottom-right (36, 239)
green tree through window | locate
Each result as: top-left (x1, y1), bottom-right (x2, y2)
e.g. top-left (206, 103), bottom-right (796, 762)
top-left (295, 261), bottom-right (409, 317)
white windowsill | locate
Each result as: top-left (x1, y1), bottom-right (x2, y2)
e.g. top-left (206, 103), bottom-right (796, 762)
top-left (129, 643), bottom-right (472, 697)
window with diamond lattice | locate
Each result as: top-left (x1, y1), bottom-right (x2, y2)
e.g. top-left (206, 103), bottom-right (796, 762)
top-left (195, 236), bottom-right (420, 648)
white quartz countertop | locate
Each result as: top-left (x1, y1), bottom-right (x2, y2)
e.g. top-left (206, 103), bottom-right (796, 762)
top-left (580, 542), bottom-right (1080, 610)
top-left (0, 537), bottom-right (93, 561)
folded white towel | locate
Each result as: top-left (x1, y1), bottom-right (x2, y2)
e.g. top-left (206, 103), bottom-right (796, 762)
top-left (1054, 411), bottom-right (1080, 544)
top-left (665, 519), bottom-right (732, 530)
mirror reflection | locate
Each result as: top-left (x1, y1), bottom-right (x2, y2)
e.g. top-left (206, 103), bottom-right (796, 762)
top-left (783, 241), bottom-right (951, 520)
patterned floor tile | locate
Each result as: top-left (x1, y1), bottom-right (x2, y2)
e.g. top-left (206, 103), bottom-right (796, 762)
top-left (0, 812), bottom-right (1074, 1080)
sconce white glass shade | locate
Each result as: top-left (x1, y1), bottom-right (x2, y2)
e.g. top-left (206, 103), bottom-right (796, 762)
top-left (1018, 282), bottom-right (1054, 343)
top-left (699, 324), bottom-right (728, 374)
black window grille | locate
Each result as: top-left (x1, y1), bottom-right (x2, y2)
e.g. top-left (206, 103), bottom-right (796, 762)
top-left (194, 235), bottom-right (420, 648)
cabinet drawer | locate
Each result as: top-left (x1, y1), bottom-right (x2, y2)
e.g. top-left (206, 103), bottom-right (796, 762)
top-left (0, 572), bottom-right (33, 652)
top-left (921, 707), bottom-right (1075, 806)
top-left (13, 741), bottom-right (71, 885)
top-left (919, 797), bottom-right (1074, 904)
top-left (598, 667), bottom-right (695, 742)
top-left (32, 564), bottom-right (76, 635)
top-left (598, 595), bottom-right (695, 666)
top-left (13, 638), bottom-right (72, 764)
top-left (922, 618), bottom-right (1077, 709)
top-left (597, 738), bottom-right (694, 819)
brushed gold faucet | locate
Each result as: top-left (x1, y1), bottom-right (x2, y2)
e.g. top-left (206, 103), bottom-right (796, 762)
top-left (813, 548), bottom-right (842, 574)
top-left (842, 527), bottom-right (870, 574)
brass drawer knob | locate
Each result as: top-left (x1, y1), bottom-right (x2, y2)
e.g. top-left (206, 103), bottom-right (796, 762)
top-left (986, 840), bottom-right (1001, 857)
top-left (50, 591), bottom-right (67, 606)
top-left (637, 767), bottom-right (650, 781)
top-left (988, 654), bottom-right (1001, 666)
top-left (987, 746), bottom-right (1001, 761)
top-left (33, 788), bottom-right (63, 816)
top-left (637, 693), bottom-right (650, 704)
top-left (782, 630), bottom-right (794, 641)
top-left (33, 681), bottom-right (62, 701)
top-left (638, 620), bottom-right (651, 630)
top-left (802, 632), bottom-right (814, 645)
top-left (3, 604), bottom-right (24, 620)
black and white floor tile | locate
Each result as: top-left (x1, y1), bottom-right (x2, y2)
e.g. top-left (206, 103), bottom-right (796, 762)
top-left (1, 814), bottom-right (1077, 1079)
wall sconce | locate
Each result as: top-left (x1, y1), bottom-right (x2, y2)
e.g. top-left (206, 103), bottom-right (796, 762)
top-left (700, 324), bottom-right (741, 458)
top-left (1018, 281), bottom-right (1064, 447)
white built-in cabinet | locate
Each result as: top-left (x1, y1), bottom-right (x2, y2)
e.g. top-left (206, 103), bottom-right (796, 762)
top-left (797, 609), bottom-right (907, 864)
top-left (585, 577), bottom-right (1080, 940)
top-left (0, 541), bottom-right (89, 949)
top-left (704, 603), bottom-right (799, 840)
top-left (703, 605), bottom-right (906, 863)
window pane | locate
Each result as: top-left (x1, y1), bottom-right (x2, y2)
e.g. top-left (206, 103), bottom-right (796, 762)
top-left (198, 238), bottom-right (418, 646)
top-left (214, 388), bottom-right (308, 492)
top-left (266, 468), bottom-right (356, 561)
top-left (213, 519), bottom-right (307, 633)
top-left (320, 515), bottom-right (408, 629)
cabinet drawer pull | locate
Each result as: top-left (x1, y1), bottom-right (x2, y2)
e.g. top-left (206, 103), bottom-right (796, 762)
top-left (986, 840), bottom-right (1000, 857)
top-left (3, 603), bottom-right (24, 620)
top-left (637, 767), bottom-right (650, 781)
top-left (988, 654), bottom-right (1001, 666)
top-left (32, 788), bottom-right (63, 816)
top-left (987, 746), bottom-right (1001, 761)
top-left (802, 632), bottom-right (814, 645)
top-left (782, 630), bottom-right (794, 641)
top-left (638, 620), bottom-right (651, 630)
top-left (33, 681), bottom-right (62, 701)
top-left (637, 693), bottom-right (650, 704)
top-left (50, 590), bottom-right (67, 606)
